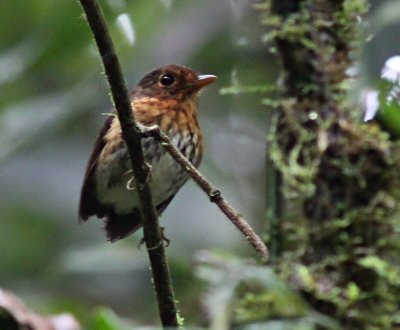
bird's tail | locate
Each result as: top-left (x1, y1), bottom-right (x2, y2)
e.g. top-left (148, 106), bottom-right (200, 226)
top-left (104, 209), bottom-right (142, 242)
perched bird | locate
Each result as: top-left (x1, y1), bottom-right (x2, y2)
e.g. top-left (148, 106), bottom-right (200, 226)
top-left (79, 64), bottom-right (216, 241)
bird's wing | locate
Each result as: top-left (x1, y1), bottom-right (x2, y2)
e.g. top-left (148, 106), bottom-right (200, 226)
top-left (78, 115), bottom-right (114, 221)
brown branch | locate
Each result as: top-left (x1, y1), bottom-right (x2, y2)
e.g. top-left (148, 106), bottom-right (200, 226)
top-left (139, 124), bottom-right (269, 261)
top-left (78, 0), bottom-right (179, 327)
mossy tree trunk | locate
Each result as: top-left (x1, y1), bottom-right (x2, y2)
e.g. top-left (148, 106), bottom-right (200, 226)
top-left (261, 0), bottom-right (400, 328)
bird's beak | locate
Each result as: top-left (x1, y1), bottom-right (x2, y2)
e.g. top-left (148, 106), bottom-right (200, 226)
top-left (191, 74), bottom-right (217, 91)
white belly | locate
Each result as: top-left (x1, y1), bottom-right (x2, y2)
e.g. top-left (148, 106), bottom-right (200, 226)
top-left (95, 135), bottom-right (195, 214)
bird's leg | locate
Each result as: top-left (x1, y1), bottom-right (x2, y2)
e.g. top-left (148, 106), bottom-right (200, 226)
top-left (137, 227), bottom-right (170, 250)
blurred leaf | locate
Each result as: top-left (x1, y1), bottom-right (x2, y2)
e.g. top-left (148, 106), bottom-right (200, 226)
top-left (0, 208), bottom-right (61, 278)
top-left (376, 79), bottom-right (400, 138)
top-left (195, 251), bottom-right (338, 330)
top-left (88, 307), bottom-right (133, 330)
top-left (358, 255), bottom-right (400, 285)
top-left (363, 55), bottom-right (400, 138)
top-left (219, 84), bottom-right (275, 95)
top-left (231, 311), bottom-right (337, 330)
top-left (0, 82), bottom-right (98, 161)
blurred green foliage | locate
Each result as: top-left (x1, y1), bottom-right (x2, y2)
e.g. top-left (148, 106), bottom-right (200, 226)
top-left (376, 78), bottom-right (400, 138)
top-left (0, 0), bottom-right (271, 327)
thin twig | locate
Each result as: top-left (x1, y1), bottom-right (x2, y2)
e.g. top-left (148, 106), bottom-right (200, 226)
top-left (139, 125), bottom-right (269, 261)
top-left (78, 0), bottom-right (179, 327)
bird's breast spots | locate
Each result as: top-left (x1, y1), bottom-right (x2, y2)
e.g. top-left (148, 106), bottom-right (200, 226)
top-left (171, 132), bottom-right (202, 164)
top-left (142, 138), bottom-right (166, 164)
top-left (96, 130), bottom-right (200, 210)
top-left (142, 137), bottom-right (187, 192)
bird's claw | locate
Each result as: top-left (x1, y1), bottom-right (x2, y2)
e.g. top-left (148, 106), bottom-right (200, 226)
top-left (126, 175), bottom-right (136, 190)
top-left (124, 164), bottom-right (152, 191)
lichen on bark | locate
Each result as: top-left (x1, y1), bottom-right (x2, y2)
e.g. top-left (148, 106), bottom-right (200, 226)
top-left (259, 0), bottom-right (400, 328)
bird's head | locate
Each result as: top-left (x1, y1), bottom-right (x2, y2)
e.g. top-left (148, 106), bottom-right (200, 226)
top-left (132, 64), bottom-right (216, 101)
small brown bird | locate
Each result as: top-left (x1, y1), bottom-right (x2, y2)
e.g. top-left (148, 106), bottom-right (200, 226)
top-left (79, 64), bottom-right (216, 241)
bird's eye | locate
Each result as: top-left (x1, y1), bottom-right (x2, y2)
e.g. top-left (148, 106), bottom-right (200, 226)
top-left (159, 74), bottom-right (175, 86)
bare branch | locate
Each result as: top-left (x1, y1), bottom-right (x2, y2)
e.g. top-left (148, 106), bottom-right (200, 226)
top-left (78, 0), bottom-right (179, 327)
top-left (139, 124), bottom-right (269, 261)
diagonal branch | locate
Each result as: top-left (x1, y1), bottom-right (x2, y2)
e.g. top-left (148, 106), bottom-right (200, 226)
top-left (139, 124), bottom-right (269, 261)
top-left (78, 0), bottom-right (179, 327)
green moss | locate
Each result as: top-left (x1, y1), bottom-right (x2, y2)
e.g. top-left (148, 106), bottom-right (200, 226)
top-left (257, 0), bottom-right (400, 328)
top-left (270, 85), bottom-right (400, 329)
